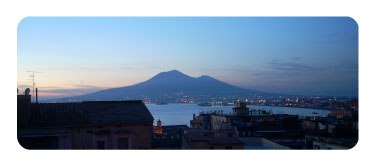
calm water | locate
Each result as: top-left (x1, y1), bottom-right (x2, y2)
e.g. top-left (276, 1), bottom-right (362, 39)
top-left (146, 104), bottom-right (331, 125)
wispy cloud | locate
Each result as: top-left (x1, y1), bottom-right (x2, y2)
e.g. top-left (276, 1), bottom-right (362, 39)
top-left (40, 88), bottom-right (102, 94)
top-left (269, 58), bottom-right (318, 72)
top-left (17, 83), bottom-right (108, 97)
top-left (69, 84), bottom-right (106, 89)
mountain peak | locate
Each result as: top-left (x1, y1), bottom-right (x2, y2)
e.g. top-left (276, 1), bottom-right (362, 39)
top-left (148, 70), bottom-right (192, 81)
top-left (166, 70), bottom-right (183, 74)
top-left (197, 75), bottom-right (216, 80)
top-left (198, 75), bottom-right (211, 78)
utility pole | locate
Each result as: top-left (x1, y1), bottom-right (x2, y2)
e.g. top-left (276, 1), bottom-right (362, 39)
top-left (26, 71), bottom-right (42, 102)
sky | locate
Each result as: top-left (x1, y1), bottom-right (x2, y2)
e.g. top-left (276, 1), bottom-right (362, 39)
top-left (17, 17), bottom-right (358, 99)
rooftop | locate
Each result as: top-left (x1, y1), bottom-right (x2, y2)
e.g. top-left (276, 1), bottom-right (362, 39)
top-left (22, 100), bottom-right (154, 129)
top-left (184, 129), bottom-right (243, 145)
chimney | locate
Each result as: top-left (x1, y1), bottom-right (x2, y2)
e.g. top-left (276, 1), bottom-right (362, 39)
top-left (157, 119), bottom-right (162, 128)
top-left (35, 88), bottom-right (38, 103)
top-left (193, 113), bottom-right (196, 120)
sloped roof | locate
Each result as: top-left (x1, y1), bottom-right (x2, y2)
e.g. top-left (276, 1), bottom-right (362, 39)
top-left (29, 103), bottom-right (88, 127)
top-left (83, 101), bottom-right (154, 124)
top-left (26, 100), bottom-right (154, 128)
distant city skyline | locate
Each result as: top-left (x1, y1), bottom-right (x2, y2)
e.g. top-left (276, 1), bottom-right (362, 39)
top-left (17, 17), bottom-right (358, 99)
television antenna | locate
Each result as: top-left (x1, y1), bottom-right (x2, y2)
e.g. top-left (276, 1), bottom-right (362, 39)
top-left (26, 71), bottom-right (42, 102)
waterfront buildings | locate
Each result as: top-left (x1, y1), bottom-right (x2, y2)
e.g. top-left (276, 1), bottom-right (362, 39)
top-left (189, 102), bottom-right (358, 149)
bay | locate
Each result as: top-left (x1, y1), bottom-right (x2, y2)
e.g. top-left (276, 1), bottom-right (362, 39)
top-left (146, 103), bottom-right (331, 126)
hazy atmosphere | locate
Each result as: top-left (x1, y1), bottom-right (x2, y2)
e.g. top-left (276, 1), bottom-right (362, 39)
top-left (17, 17), bottom-right (358, 99)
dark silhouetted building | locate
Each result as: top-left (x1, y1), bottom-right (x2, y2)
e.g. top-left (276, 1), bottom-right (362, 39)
top-left (152, 124), bottom-right (188, 149)
top-left (17, 95), bottom-right (154, 149)
top-left (182, 128), bottom-right (244, 149)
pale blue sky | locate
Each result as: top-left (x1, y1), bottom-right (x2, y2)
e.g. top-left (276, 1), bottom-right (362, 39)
top-left (17, 17), bottom-right (358, 98)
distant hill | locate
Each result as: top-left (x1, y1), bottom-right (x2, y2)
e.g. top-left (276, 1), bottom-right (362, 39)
top-left (45, 70), bottom-right (273, 102)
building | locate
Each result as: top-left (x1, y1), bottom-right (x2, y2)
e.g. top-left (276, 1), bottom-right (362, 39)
top-left (152, 125), bottom-right (188, 149)
top-left (232, 102), bottom-right (249, 116)
top-left (329, 110), bottom-right (354, 119)
top-left (182, 128), bottom-right (244, 149)
top-left (305, 132), bottom-right (357, 149)
top-left (238, 137), bottom-right (290, 149)
top-left (188, 103), bottom-right (308, 149)
top-left (17, 95), bottom-right (154, 149)
top-left (190, 113), bottom-right (212, 129)
top-left (211, 114), bottom-right (232, 130)
top-left (303, 116), bottom-right (358, 149)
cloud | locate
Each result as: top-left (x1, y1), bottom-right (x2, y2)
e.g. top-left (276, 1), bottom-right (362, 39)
top-left (18, 84), bottom-right (108, 98)
top-left (41, 84), bottom-right (105, 94)
top-left (269, 58), bottom-right (318, 72)
top-left (40, 88), bottom-right (101, 94)
top-left (69, 84), bottom-right (106, 89)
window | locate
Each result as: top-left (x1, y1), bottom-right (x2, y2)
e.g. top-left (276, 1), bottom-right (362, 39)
top-left (210, 146), bottom-right (214, 149)
top-left (117, 138), bottom-right (129, 149)
top-left (225, 146), bottom-right (232, 149)
top-left (97, 141), bottom-right (105, 149)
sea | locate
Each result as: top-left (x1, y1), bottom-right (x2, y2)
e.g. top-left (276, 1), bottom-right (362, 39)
top-left (146, 103), bottom-right (331, 126)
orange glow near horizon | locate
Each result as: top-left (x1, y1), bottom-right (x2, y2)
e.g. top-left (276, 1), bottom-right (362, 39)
top-left (36, 92), bottom-right (83, 97)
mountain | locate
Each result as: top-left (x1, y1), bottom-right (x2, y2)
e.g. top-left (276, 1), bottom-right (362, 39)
top-left (46, 70), bottom-right (271, 102)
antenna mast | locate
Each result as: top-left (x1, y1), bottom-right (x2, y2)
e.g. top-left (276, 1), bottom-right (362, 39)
top-left (26, 71), bottom-right (42, 102)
